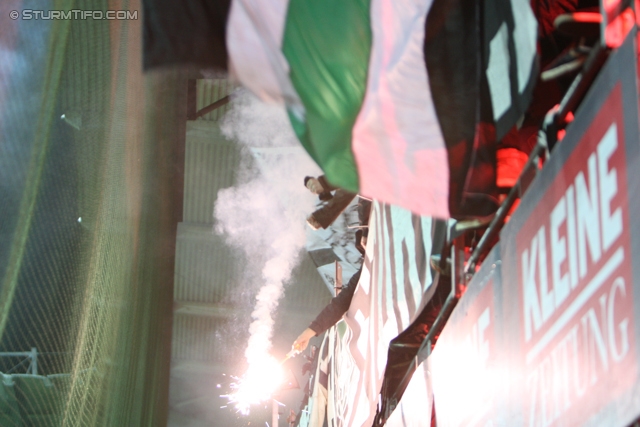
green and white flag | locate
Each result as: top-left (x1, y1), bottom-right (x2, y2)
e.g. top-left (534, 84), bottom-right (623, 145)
top-left (227, 0), bottom-right (450, 217)
top-left (145, 0), bottom-right (537, 218)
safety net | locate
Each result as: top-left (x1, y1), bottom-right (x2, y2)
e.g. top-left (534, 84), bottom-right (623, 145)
top-left (0, 1), bottom-right (183, 425)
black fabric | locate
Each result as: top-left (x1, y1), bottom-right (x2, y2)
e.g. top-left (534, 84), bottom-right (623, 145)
top-left (373, 274), bottom-right (453, 426)
top-left (424, 0), bottom-right (480, 154)
top-left (484, 0), bottom-right (539, 138)
top-left (143, 0), bottom-right (231, 71)
top-left (424, 0), bottom-right (499, 219)
top-left (424, 0), bottom-right (540, 219)
top-left (308, 269), bottom-right (362, 335)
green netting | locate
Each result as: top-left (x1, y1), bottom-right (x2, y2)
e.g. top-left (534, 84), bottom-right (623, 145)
top-left (12, 375), bottom-right (64, 426)
top-left (0, 1), bottom-right (184, 425)
top-left (0, 374), bottom-right (22, 426)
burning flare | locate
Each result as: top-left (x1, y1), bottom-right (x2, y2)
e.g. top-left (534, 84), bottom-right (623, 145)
top-left (227, 356), bottom-right (284, 414)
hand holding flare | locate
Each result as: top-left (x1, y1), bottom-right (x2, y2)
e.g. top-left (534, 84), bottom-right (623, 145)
top-left (291, 327), bottom-right (315, 354)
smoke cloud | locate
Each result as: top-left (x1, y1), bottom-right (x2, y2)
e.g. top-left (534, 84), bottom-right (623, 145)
top-left (214, 92), bottom-right (321, 367)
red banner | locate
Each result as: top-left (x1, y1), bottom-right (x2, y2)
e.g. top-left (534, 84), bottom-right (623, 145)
top-left (431, 32), bottom-right (640, 427)
top-left (516, 83), bottom-right (635, 426)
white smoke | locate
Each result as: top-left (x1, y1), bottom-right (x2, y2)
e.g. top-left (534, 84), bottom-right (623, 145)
top-left (214, 93), bottom-right (321, 367)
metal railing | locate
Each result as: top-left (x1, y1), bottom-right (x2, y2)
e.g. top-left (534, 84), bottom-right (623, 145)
top-left (0, 347), bottom-right (39, 375)
top-left (375, 37), bottom-right (612, 426)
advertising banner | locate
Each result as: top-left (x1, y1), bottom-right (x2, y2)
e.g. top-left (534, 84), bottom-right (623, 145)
top-left (431, 31), bottom-right (640, 427)
top-left (499, 31), bottom-right (640, 427)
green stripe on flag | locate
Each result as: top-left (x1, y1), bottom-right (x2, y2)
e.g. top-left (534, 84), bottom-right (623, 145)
top-left (282, 0), bottom-right (372, 192)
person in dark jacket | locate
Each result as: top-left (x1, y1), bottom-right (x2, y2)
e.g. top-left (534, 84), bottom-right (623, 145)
top-left (291, 268), bottom-right (362, 353)
top-left (304, 175), bottom-right (357, 230)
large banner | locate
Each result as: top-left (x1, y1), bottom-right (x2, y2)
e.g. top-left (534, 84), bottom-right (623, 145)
top-left (312, 202), bottom-right (438, 427)
top-left (342, 202), bottom-right (438, 427)
top-left (431, 31), bottom-right (640, 427)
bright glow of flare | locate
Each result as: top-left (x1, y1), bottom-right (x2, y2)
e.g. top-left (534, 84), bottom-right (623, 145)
top-left (227, 356), bottom-right (284, 414)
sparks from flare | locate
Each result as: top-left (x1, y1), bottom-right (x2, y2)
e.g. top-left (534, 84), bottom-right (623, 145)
top-left (224, 356), bottom-right (285, 415)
